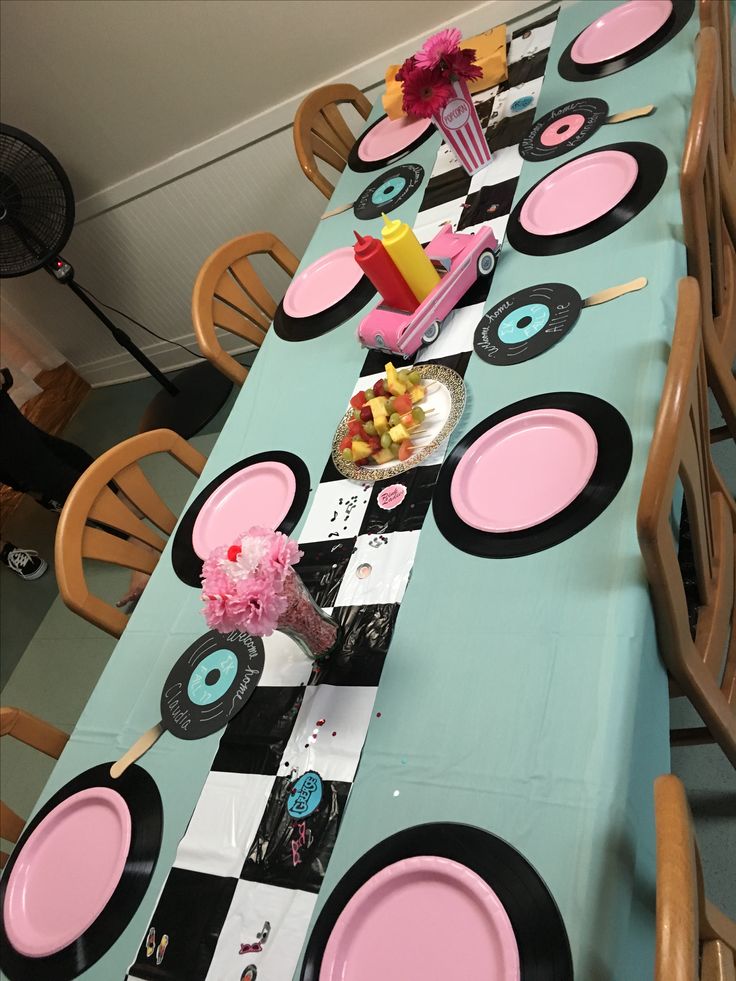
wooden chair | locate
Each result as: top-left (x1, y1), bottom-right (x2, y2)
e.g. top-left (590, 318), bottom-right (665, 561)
top-left (192, 232), bottom-right (299, 385)
top-left (699, 0), bottom-right (736, 243)
top-left (681, 26), bottom-right (736, 443)
top-left (654, 774), bottom-right (736, 981)
top-left (637, 278), bottom-right (735, 767)
top-left (55, 429), bottom-right (206, 638)
top-left (293, 83), bottom-right (372, 198)
top-left (1, 707), bottom-right (68, 868)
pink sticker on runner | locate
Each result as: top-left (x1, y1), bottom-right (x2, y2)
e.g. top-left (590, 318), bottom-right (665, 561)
top-left (377, 484), bottom-right (407, 510)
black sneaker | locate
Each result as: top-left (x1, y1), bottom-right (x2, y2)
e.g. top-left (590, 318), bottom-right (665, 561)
top-left (0, 544), bottom-right (49, 580)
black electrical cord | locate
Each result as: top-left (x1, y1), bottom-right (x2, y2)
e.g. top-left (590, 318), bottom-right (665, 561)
top-left (75, 283), bottom-right (207, 361)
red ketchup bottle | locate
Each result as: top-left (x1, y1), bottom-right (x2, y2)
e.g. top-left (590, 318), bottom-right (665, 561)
top-left (353, 231), bottom-right (418, 312)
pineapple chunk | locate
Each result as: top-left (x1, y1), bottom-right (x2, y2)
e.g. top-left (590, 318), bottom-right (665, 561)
top-left (385, 362), bottom-right (406, 396)
top-left (351, 440), bottom-right (373, 461)
top-left (373, 447), bottom-right (393, 465)
top-left (388, 423), bottom-right (411, 443)
top-left (368, 396), bottom-right (388, 420)
top-left (375, 417), bottom-right (389, 436)
top-left (409, 385), bottom-right (426, 404)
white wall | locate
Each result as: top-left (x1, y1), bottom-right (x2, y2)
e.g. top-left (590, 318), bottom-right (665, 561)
top-left (0, 0), bottom-right (551, 386)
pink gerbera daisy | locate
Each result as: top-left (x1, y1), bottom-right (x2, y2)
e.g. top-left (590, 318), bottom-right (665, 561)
top-left (402, 66), bottom-right (453, 119)
top-left (415, 28), bottom-right (462, 70)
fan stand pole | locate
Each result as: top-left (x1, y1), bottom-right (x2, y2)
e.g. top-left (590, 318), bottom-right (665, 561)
top-left (65, 281), bottom-right (233, 439)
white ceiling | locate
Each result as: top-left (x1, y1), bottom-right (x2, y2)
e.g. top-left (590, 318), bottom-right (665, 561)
top-left (0, 0), bottom-right (480, 201)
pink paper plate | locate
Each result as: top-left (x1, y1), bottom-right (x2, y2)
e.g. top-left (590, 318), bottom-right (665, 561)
top-left (450, 409), bottom-right (598, 533)
top-left (283, 247), bottom-right (363, 318)
top-left (319, 855), bottom-right (520, 981)
top-left (571, 0), bottom-right (672, 65)
top-left (358, 115), bottom-right (433, 163)
top-left (519, 149), bottom-right (638, 236)
top-left (3, 788), bottom-right (131, 957)
top-left (192, 461), bottom-right (296, 559)
top-left (540, 113), bottom-right (587, 147)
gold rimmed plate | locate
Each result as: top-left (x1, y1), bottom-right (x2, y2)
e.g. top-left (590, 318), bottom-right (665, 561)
top-left (331, 364), bottom-right (466, 482)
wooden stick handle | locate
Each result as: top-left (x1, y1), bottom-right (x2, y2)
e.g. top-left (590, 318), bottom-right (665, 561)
top-left (583, 277), bottom-right (648, 308)
top-left (110, 722), bottom-right (164, 779)
top-left (320, 201), bottom-right (354, 220)
top-left (605, 105), bottom-right (655, 124)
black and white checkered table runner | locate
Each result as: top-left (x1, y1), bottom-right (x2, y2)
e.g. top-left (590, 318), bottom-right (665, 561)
top-left (127, 11), bottom-right (558, 980)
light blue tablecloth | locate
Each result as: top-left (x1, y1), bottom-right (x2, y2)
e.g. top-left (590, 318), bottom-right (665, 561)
top-left (1, 3), bottom-right (699, 979)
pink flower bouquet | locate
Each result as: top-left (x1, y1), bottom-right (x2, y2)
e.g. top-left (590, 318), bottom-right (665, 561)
top-left (201, 528), bottom-right (339, 659)
top-left (397, 28), bottom-right (491, 176)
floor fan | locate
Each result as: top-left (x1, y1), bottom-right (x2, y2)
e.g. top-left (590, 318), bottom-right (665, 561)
top-left (0, 123), bottom-right (232, 437)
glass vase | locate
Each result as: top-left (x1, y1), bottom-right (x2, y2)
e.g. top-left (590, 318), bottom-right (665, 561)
top-left (277, 567), bottom-right (340, 661)
top-left (432, 76), bottom-right (492, 176)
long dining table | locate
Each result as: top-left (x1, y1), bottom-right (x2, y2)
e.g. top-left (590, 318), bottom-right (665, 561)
top-left (0, 2), bottom-right (702, 980)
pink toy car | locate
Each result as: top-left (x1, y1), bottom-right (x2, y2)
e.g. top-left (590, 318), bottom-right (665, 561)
top-left (357, 224), bottom-right (499, 358)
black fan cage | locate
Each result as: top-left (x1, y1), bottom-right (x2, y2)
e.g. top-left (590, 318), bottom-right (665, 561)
top-left (0, 123), bottom-right (75, 277)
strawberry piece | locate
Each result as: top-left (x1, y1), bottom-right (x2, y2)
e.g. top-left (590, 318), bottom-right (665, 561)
top-left (348, 419), bottom-right (362, 436)
top-left (350, 391), bottom-right (367, 410)
top-left (339, 435), bottom-right (352, 452)
top-left (393, 394), bottom-right (412, 414)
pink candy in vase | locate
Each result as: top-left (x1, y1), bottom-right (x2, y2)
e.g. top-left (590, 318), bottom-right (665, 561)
top-left (201, 527), bottom-right (340, 660)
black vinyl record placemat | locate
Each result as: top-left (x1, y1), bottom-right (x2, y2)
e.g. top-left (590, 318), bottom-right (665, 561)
top-left (273, 275), bottom-right (377, 342)
top-left (171, 451), bottom-right (311, 588)
top-left (300, 822), bottom-right (573, 980)
top-left (160, 629), bottom-right (265, 739)
top-left (506, 142), bottom-right (667, 257)
top-left (353, 163), bottom-right (425, 219)
top-left (558, 0), bottom-right (694, 82)
top-left (0, 763), bottom-right (162, 981)
top-left (474, 282), bottom-right (583, 365)
top-left (433, 393), bottom-right (632, 558)
top-left (347, 114), bottom-right (437, 173)
top-left (520, 98), bottom-right (609, 161)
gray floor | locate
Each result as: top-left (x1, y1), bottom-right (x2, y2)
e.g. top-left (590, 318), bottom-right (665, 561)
top-left (0, 361), bottom-right (734, 923)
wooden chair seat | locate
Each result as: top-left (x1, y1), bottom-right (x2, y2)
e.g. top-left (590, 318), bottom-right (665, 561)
top-left (192, 232), bottom-right (299, 385)
top-left (1, 707), bottom-right (68, 868)
top-left (55, 428), bottom-right (206, 637)
top-left (293, 83), bottom-right (372, 199)
top-left (637, 278), bottom-right (736, 767)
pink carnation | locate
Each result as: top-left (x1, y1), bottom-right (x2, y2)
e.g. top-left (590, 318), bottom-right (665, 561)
top-left (200, 528), bottom-right (302, 636)
top-left (415, 28), bottom-right (462, 70)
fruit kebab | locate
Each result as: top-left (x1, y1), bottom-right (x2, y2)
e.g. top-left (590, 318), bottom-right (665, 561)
top-left (339, 363), bottom-right (430, 466)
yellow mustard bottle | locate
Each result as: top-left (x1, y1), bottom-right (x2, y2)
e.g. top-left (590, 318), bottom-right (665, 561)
top-left (380, 213), bottom-right (440, 303)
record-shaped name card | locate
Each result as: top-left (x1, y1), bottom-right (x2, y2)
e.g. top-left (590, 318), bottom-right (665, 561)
top-left (558, 0), bottom-right (694, 82)
top-left (273, 247), bottom-right (377, 342)
top-left (506, 142), bottom-right (667, 256)
top-left (110, 629), bottom-right (266, 777)
top-left (321, 164), bottom-right (426, 221)
top-left (520, 98), bottom-right (655, 162)
top-left (474, 276), bottom-right (647, 365)
top-left (433, 393), bottom-right (632, 558)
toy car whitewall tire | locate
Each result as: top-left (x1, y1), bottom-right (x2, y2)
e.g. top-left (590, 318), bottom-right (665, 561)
top-left (477, 250), bottom-right (495, 276)
top-left (422, 320), bottom-right (441, 344)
